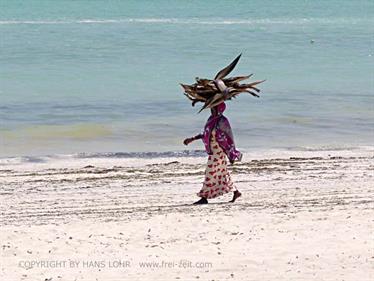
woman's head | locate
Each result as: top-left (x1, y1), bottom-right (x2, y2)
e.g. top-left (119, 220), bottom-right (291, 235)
top-left (210, 102), bottom-right (226, 116)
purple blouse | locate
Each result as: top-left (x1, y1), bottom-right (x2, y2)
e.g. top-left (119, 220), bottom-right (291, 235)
top-left (202, 102), bottom-right (242, 163)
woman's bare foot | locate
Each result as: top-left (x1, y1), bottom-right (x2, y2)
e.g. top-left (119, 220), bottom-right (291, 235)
top-left (230, 190), bottom-right (242, 203)
top-left (193, 197), bottom-right (208, 205)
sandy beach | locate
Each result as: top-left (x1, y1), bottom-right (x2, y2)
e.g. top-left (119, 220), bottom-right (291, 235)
top-left (2, 0), bottom-right (373, 280)
top-left (1, 148), bottom-right (373, 280)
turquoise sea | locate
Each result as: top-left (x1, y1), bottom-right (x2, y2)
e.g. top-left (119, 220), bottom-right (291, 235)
top-left (0, 0), bottom-right (373, 158)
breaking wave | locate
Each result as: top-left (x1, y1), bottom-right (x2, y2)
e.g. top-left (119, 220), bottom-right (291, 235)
top-left (0, 150), bottom-right (207, 166)
top-left (0, 17), bottom-right (371, 25)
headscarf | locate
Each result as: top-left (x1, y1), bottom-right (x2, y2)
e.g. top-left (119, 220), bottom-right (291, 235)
top-left (202, 102), bottom-right (242, 162)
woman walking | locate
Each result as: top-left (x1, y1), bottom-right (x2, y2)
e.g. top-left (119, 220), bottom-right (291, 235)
top-left (184, 102), bottom-right (242, 204)
top-left (180, 54), bottom-right (264, 204)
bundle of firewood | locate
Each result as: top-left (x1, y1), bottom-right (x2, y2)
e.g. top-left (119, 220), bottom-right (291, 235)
top-left (180, 54), bottom-right (265, 112)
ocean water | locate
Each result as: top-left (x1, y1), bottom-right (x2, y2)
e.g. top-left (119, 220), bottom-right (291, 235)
top-left (0, 0), bottom-right (373, 158)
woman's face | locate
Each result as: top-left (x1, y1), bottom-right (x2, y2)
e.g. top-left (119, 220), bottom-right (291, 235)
top-left (211, 107), bottom-right (218, 116)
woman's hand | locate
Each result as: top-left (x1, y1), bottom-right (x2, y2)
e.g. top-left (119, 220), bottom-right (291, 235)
top-left (183, 138), bottom-right (194, 146)
top-left (229, 153), bottom-right (242, 165)
top-left (183, 134), bottom-right (202, 146)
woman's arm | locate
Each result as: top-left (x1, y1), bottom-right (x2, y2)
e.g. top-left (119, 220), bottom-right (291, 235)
top-left (183, 133), bottom-right (203, 145)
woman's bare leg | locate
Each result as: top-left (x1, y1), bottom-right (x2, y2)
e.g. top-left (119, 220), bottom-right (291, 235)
top-left (193, 197), bottom-right (208, 205)
top-left (230, 190), bottom-right (241, 203)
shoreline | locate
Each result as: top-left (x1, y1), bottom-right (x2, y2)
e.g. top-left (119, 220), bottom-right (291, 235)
top-left (1, 145), bottom-right (372, 167)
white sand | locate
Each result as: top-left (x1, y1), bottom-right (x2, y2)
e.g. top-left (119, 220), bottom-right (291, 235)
top-left (1, 149), bottom-right (373, 280)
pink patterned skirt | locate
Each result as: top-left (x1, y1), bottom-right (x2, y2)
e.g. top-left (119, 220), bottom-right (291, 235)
top-left (197, 130), bottom-right (237, 199)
